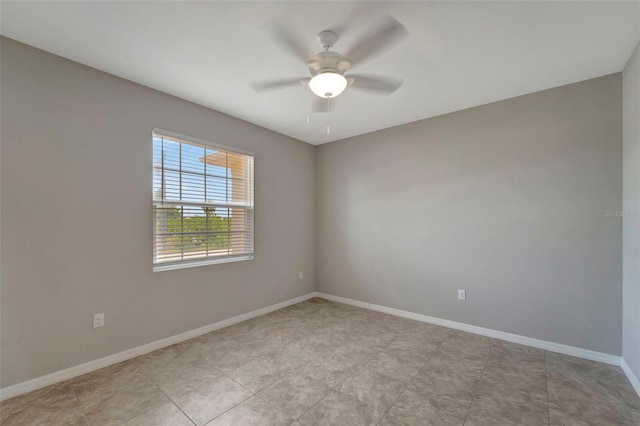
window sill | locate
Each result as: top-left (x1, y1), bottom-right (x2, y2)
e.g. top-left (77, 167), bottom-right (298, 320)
top-left (153, 255), bottom-right (254, 272)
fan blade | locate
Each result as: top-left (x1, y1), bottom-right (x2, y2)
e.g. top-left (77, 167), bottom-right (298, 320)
top-left (348, 74), bottom-right (404, 95)
top-left (311, 96), bottom-right (335, 114)
top-left (345, 15), bottom-right (408, 67)
top-left (329, 3), bottom-right (371, 41)
top-left (265, 18), bottom-right (312, 64)
top-left (250, 78), bottom-right (309, 93)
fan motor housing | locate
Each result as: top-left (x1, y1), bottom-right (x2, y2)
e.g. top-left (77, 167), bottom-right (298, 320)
top-left (308, 51), bottom-right (352, 76)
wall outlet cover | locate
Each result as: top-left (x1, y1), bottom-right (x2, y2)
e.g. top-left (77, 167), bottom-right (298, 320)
top-left (93, 313), bottom-right (105, 328)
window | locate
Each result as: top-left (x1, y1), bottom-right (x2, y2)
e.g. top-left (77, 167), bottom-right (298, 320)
top-left (152, 129), bottom-right (254, 271)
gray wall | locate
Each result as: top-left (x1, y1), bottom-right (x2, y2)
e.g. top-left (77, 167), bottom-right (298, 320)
top-left (0, 38), bottom-right (316, 388)
top-left (316, 75), bottom-right (623, 355)
top-left (0, 35), bottom-right (630, 390)
top-left (623, 42), bottom-right (640, 378)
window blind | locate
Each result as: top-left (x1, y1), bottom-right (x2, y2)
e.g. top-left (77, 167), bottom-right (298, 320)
top-left (152, 130), bottom-right (254, 270)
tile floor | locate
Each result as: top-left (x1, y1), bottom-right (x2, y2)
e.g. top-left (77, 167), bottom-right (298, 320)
top-left (1, 298), bottom-right (639, 425)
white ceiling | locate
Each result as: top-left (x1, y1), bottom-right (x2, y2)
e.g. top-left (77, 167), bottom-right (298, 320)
top-left (1, 1), bottom-right (639, 145)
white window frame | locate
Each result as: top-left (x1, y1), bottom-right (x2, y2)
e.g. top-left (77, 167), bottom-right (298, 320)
top-left (152, 128), bottom-right (254, 272)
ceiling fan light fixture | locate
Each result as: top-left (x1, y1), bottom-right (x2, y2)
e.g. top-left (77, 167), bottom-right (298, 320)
top-left (309, 72), bottom-right (347, 99)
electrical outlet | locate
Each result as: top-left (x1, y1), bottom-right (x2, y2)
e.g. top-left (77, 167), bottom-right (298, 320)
top-left (457, 289), bottom-right (466, 301)
top-left (93, 313), bottom-right (105, 328)
top-left (299, 271), bottom-right (304, 280)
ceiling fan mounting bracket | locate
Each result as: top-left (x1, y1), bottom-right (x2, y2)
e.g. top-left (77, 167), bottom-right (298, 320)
top-left (317, 30), bottom-right (339, 50)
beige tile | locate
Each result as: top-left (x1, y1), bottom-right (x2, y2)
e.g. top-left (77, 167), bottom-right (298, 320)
top-left (213, 345), bottom-right (261, 374)
top-left (122, 401), bottom-right (193, 426)
top-left (294, 353), bottom-right (360, 388)
top-left (438, 338), bottom-right (492, 359)
top-left (336, 323), bottom-right (397, 349)
top-left (426, 349), bottom-right (489, 378)
top-left (547, 368), bottom-right (640, 413)
top-left (258, 372), bottom-right (331, 419)
top-left (408, 322), bottom-right (452, 340)
top-left (277, 301), bottom-right (324, 318)
top-left (332, 341), bottom-right (381, 365)
top-left (134, 345), bottom-right (184, 378)
top-left (446, 330), bottom-right (495, 345)
top-left (549, 394), bottom-right (637, 426)
top-left (411, 368), bottom-right (479, 405)
top-left (466, 382), bottom-right (549, 426)
top-left (394, 328), bottom-right (450, 349)
top-left (365, 351), bottom-right (420, 382)
top-left (71, 360), bottom-right (139, 401)
top-left (171, 340), bottom-right (221, 370)
top-left (383, 339), bottom-right (436, 370)
top-left (1, 382), bottom-right (84, 426)
top-left (490, 341), bottom-right (546, 365)
top-left (380, 387), bottom-right (470, 426)
top-left (172, 375), bottom-right (252, 425)
top-left (301, 330), bottom-right (352, 358)
top-left (480, 363), bottom-right (547, 401)
top-left (375, 315), bottom-right (424, 335)
top-left (547, 371), bottom-right (638, 425)
top-left (151, 361), bottom-right (222, 397)
top-left (279, 340), bottom-right (319, 364)
top-left (1, 381), bottom-right (78, 415)
top-left (338, 366), bottom-right (409, 422)
top-left (297, 390), bottom-right (378, 426)
top-left (80, 372), bottom-right (170, 426)
top-left (389, 333), bottom-right (443, 353)
top-left (209, 396), bottom-right (292, 426)
top-left (228, 352), bottom-right (299, 392)
top-left (1, 405), bottom-right (87, 426)
top-left (250, 329), bottom-right (298, 357)
top-left (546, 352), bottom-right (627, 385)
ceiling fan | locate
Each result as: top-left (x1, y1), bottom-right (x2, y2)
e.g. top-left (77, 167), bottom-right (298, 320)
top-left (251, 16), bottom-right (408, 113)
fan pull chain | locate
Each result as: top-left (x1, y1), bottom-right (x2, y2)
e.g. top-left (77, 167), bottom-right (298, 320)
top-left (306, 115), bottom-right (310, 124)
top-left (326, 97), bottom-right (331, 134)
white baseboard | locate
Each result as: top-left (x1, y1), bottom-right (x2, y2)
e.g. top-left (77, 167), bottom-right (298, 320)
top-left (314, 292), bottom-right (622, 366)
top-left (621, 358), bottom-right (640, 398)
top-left (0, 292), bottom-right (316, 401)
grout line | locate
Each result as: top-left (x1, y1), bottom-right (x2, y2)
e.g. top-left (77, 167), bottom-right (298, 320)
top-left (545, 351), bottom-right (551, 425)
top-left (251, 388), bottom-right (306, 426)
top-left (70, 386), bottom-right (91, 426)
top-left (207, 310), bottom-right (329, 425)
top-left (255, 304), bottom-right (352, 421)
top-left (201, 391), bottom-right (253, 425)
top-left (290, 313), bottom-right (402, 422)
top-left (154, 387), bottom-right (198, 426)
top-left (133, 360), bottom-right (198, 426)
top-left (461, 338), bottom-right (496, 426)
top-left (375, 329), bottom-right (452, 425)
top-left (70, 360), bottom-right (196, 426)
top-left (243, 332), bottom-right (332, 419)
top-left (201, 356), bottom-right (289, 424)
top-left (290, 350), bottom-right (379, 422)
